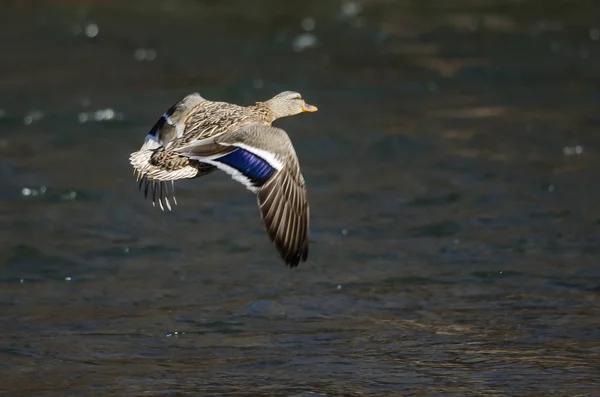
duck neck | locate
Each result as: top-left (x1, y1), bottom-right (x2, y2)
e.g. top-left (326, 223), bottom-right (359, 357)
top-left (253, 102), bottom-right (276, 124)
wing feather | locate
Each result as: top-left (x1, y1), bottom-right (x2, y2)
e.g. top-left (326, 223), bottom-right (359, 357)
top-left (257, 166), bottom-right (309, 267)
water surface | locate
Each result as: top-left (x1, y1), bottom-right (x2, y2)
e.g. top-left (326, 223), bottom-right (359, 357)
top-left (1, 1), bottom-right (600, 396)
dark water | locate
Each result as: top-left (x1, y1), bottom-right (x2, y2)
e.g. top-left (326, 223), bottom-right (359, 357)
top-left (2, 1), bottom-right (600, 395)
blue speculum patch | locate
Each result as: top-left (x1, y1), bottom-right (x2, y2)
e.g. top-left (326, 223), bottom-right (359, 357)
top-left (148, 114), bottom-right (168, 137)
top-left (217, 148), bottom-right (276, 186)
top-left (149, 105), bottom-right (176, 137)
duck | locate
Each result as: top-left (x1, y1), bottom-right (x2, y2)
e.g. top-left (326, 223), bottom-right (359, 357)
top-left (129, 91), bottom-right (318, 267)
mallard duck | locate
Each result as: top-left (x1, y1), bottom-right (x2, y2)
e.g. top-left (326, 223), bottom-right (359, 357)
top-left (129, 91), bottom-right (318, 267)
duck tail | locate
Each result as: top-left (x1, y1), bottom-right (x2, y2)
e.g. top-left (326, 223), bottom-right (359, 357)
top-left (129, 149), bottom-right (198, 211)
top-left (129, 149), bottom-right (155, 181)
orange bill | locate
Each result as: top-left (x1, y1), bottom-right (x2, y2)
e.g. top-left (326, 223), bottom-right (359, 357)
top-left (302, 103), bottom-right (318, 112)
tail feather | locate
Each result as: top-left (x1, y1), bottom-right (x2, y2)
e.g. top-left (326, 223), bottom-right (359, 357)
top-left (130, 150), bottom-right (198, 181)
top-left (129, 149), bottom-right (198, 211)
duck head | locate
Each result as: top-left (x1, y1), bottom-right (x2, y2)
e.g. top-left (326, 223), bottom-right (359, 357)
top-left (265, 91), bottom-right (318, 120)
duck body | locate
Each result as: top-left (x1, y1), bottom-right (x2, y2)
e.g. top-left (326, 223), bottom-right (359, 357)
top-left (129, 91), bottom-right (317, 267)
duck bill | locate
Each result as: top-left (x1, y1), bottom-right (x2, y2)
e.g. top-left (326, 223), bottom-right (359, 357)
top-left (302, 103), bottom-right (318, 112)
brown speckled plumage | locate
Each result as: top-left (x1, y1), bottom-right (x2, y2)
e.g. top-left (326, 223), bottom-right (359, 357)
top-left (129, 91), bottom-right (317, 267)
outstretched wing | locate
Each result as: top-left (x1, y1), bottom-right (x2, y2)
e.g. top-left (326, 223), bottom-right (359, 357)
top-left (179, 125), bottom-right (309, 266)
top-left (256, 157), bottom-right (309, 267)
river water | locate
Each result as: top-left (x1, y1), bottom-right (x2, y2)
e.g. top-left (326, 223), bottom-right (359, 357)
top-left (1, 1), bottom-right (600, 396)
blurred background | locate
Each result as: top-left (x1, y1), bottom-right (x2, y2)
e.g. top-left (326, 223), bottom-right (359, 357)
top-left (1, 0), bottom-right (600, 395)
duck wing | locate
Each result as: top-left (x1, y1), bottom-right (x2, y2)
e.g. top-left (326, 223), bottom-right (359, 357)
top-left (177, 124), bottom-right (309, 266)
